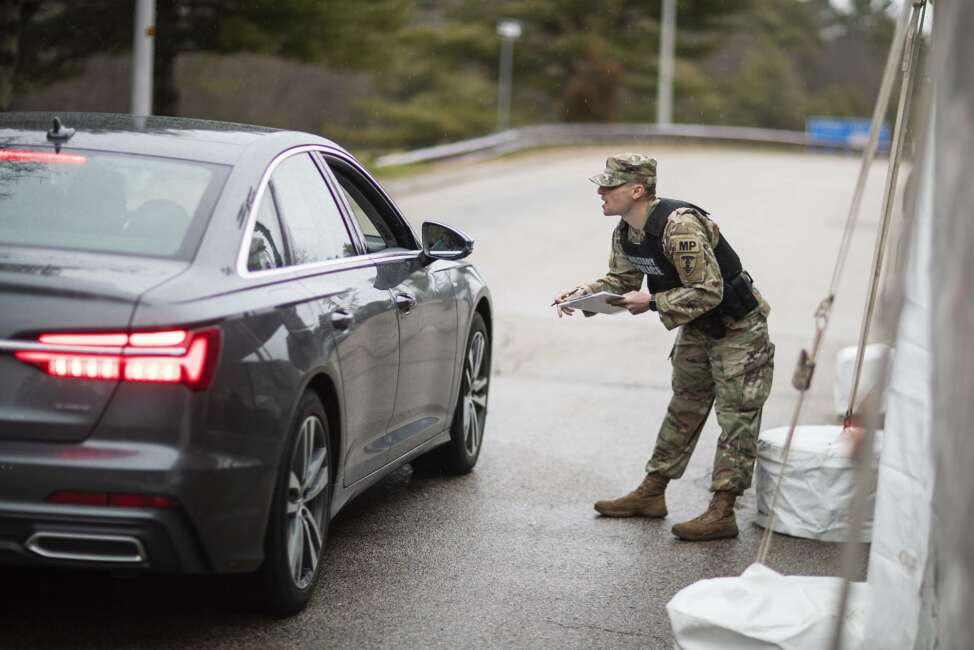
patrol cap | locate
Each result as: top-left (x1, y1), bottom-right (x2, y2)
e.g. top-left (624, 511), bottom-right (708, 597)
top-left (588, 153), bottom-right (657, 187)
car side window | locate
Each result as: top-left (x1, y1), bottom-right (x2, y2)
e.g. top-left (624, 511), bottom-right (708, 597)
top-left (326, 159), bottom-right (416, 254)
top-left (271, 153), bottom-right (355, 264)
top-left (247, 188), bottom-right (288, 272)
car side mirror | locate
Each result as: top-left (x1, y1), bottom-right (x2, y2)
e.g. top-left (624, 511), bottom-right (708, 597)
top-left (421, 221), bottom-right (474, 261)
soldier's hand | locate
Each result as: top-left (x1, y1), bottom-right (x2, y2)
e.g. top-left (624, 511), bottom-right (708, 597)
top-left (609, 291), bottom-right (654, 315)
top-left (552, 286), bottom-right (591, 318)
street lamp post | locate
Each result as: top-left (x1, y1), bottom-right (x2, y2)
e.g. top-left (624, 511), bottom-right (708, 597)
top-left (657, 0), bottom-right (676, 126)
top-left (496, 19), bottom-right (522, 132)
top-left (131, 0), bottom-right (156, 115)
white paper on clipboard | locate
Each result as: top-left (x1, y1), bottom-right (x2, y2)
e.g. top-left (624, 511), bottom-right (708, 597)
top-left (559, 291), bottom-right (626, 314)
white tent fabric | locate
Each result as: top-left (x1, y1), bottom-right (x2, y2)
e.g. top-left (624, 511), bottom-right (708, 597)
top-left (667, 563), bottom-right (868, 650)
top-left (754, 425), bottom-right (882, 542)
top-left (832, 344), bottom-right (894, 418)
top-left (862, 110), bottom-right (935, 647)
top-left (925, 0), bottom-right (974, 643)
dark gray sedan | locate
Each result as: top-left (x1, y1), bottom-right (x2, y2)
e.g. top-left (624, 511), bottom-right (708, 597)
top-left (0, 112), bottom-right (492, 615)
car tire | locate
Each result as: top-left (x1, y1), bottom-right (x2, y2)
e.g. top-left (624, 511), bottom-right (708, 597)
top-left (412, 312), bottom-right (490, 475)
top-left (254, 391), bottom-right (332, 616)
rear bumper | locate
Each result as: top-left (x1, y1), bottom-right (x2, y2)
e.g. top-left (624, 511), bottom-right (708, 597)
top-left (0, 438), bottom-right (278, 574)
top-left (0, 500), bottom-right (207, 573)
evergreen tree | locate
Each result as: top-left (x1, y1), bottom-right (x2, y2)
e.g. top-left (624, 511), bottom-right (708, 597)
top-left (2, 0), bottom-right (899, 150)
top-left (3, 0), bottom-right (410, 114)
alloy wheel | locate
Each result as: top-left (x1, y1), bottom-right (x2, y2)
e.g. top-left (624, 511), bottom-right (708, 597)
top-left (286, 415), bottom-right (329, 590)
top-left (462, 330), bottom-right (489, 456)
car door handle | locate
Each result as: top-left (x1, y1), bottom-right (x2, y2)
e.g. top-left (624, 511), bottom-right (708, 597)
top-left (330, 309), bottom-right (354, 331)
top-left (395, 292), bottom-right (416, 314)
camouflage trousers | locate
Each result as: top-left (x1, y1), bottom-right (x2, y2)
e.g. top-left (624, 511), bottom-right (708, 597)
top-left (645, 310), bottom-right (775, 494)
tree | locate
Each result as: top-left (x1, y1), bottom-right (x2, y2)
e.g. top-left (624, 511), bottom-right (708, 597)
top-left (694, 0), bottom-right (896, 130)
top-left (723, 36), bottom-right (807, 129)
top-left (149, 0), bottom-right (410, 115)
top-left (447, 0), bottom-right (745, 124)
top-left (0, 1), bottom-right (24, 110)
top-left (355, 0), bottom-right (747, 148)
top-left (563, 39), bottom-right (622, 122)
top-left (3, 1), bottom-right (132, 112)
top-left (3, 0), bottom-right (899, 150)
top-left (348, 21), bottom-right (497, 149)
top-left (3, 0), bottom-right (410, 115)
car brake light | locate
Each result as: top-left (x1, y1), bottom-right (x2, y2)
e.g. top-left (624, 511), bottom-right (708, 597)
top-left (15, 328), bottom-right (221, 391)
top-left (0, 149), bottom-right (87, 164)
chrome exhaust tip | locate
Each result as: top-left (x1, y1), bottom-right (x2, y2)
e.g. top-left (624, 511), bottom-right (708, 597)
top-left (25, 532), bottom-right (147, 564)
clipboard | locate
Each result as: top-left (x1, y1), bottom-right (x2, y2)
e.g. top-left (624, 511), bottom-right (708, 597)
top-left (559, 291), bottom-right (626, 315)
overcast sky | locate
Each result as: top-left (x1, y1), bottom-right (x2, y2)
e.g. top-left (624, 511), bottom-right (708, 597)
top-left (829, 0), bottom-right (930, 30)
top-left (829, 0), bottom-right (904, 14)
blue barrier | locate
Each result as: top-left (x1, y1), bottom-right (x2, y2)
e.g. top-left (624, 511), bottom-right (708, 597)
top-left (806, 117), bottom-right (890, 150)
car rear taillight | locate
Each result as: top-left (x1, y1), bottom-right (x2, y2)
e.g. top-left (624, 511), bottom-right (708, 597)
top-left (15, 328), bottom-right (221, 391)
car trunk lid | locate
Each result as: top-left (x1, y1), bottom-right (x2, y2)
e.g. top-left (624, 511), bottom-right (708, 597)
top-left (0, 247), bottom-right (189, 442)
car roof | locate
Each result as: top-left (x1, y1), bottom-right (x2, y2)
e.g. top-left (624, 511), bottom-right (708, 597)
top-left (0, 112), bottom-right (344, 165)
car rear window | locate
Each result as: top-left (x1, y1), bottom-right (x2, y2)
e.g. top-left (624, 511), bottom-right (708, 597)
top-left (0, 147), bottom-right (228, 259)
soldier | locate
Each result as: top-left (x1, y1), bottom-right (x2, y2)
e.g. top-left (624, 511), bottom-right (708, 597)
top-left (554, 154), bottom-right (775, 541)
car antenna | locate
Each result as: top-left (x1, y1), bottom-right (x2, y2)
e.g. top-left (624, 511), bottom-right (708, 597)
top-left (46, 116), bottom-right (75, 153)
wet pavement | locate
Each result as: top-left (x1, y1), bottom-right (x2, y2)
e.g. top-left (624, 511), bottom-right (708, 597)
top-left (0, 144), bottom-right (883, 648)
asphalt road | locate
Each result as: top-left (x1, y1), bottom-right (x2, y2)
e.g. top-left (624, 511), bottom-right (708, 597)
top-left (0, 144), bottom-right (887, 648)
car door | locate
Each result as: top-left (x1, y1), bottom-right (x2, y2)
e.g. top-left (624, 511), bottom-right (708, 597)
top-left (320, 153), bottom-right (459, 460)
top-left (264, 150), bottom-right (400, 485)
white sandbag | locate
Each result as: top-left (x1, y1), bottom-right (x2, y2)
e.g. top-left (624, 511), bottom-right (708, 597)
top-left (754, 425), bottom-right (882, 542)
top-left (667, 563), bottom-right (868, 650)
top-left (832, 344), bottom-right (893, 417)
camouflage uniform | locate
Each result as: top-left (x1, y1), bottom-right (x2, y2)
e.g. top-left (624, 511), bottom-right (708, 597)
top-left (585, 158), bottom-right (774, 495)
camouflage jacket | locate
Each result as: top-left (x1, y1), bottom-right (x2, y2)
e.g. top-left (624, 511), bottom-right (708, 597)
top-left (585, 198), bottom-right (769, 330)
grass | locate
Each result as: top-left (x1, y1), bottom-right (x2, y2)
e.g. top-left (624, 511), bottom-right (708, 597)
top-left (367, 160), bottom-right (438, 182)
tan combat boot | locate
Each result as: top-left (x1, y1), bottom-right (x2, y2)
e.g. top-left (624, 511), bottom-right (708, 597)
top-left (671, 491), bottom-right (739, 541)
top-left (593, 474), bottom-right (668, 518)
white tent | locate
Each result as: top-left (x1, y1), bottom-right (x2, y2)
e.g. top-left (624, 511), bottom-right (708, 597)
top-left (868, 1), bottom-right (974, 644)
top-left (862, 109), bottom-right (934, 647)
top-left (669, 1), bottom-right (974, 646)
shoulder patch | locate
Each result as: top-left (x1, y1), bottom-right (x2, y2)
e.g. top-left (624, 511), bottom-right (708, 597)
top-left (670, 235), bottom-right (705, 283)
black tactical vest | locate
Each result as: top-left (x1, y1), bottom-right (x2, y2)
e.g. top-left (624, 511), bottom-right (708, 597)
top-left (619, 198), bottom-right (754, 323)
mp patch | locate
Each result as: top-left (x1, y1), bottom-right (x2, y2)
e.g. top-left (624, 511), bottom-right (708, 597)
top-left (672, 236), bottom-right (704, 282)
top-left (673, 237), bottom-right (700, 254)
